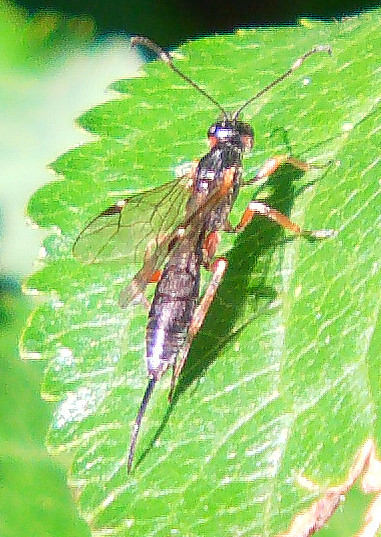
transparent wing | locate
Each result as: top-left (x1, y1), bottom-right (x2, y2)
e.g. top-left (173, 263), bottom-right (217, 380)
top-left (119, 167), bottom-right (237, 307)
top-left (73, 175), bottom-right (193, 265)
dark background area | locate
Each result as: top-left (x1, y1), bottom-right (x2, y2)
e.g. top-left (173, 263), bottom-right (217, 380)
top-left (14, 0), bottom-right (380, 46)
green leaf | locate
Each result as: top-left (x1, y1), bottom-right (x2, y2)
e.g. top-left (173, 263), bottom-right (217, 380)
top-left (23, 11), bottom-right (380, 537)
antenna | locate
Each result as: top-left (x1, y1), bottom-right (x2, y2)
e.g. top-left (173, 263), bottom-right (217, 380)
top-left (232, 45), bottom-right (332, 120)
top-left (131, 36), bottom-right (228, 118)
top-left (128, 377), bottom-right (157, 473)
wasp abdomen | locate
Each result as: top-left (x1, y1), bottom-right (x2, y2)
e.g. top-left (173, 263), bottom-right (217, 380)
top-left (146, 240), bottom-right (202, 379)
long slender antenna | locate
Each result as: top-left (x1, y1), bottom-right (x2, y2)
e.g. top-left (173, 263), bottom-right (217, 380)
top-left (131, 36), bottom-right (228, 118)
top-left (128, 377), bottom-right (157, 473)
top-left (232, 45), bottom-right (332, 120)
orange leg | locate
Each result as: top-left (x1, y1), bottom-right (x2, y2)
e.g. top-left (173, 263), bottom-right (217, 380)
top-left (235, 201), bottom-right (336, 238)
top-left (202, 230), bottom-right (220, 268)
top-left (119, 226), bottom-right (187, 309)
top-left (168, 257), bottom-right (228, 401)
top-left (150, 269), bottom-right (162, 283)
top-left (243, 154), bottom-right (310, 186)
top-left (238, 154), bottom-right (335, 238)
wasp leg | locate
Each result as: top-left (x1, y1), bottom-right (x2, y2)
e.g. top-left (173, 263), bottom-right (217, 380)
top-left (237, 154), bottom-right (336, 237)
top-left (135, 270), bottom-right (163, 310)
top-left (150, 269), bottom-right (162, 283)
top-left (168, 256), bottom-right (228, 401)
top-left (140, 295), bottom-right (151, 310)
top-left (235, 201), bottom-right (336, 238)
top-left (119, 227), bottom-right (186, 308)
top-left (243, 154), bottom-right (311, 186)
top-left (132, 270), bottom-right (162, 310)
top-left (202, 230), bottom-right (220, 268)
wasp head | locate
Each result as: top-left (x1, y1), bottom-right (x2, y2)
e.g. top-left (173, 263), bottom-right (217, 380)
top-left (207, 120), bottom-right (254, 151)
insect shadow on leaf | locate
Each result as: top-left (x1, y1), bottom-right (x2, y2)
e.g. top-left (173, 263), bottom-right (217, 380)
top-left (135, 162), bottom-right (322, 470)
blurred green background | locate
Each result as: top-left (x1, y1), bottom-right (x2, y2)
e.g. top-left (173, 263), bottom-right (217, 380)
top-left (13, 0), bottom-right (381, 46)
top-left (0, 0), bottom-right (378, 536)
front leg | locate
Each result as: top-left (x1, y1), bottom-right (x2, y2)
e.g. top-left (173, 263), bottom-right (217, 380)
top-left (235, 201), bottom-right (336, 239)
top-left (242, 154), bottom-right (311, 186)
top-left (237, 155), bottom-right (336, 238)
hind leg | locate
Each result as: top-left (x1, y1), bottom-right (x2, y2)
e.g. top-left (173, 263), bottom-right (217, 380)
top-left (168, 256), bottom-right (227, 401)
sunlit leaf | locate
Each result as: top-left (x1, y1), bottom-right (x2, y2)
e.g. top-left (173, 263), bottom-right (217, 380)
top-left (23, 11), bottom-right (380, 537)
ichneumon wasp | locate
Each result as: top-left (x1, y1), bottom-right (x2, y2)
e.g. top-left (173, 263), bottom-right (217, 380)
top-left (73, 36), bottom-right (336, 472)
